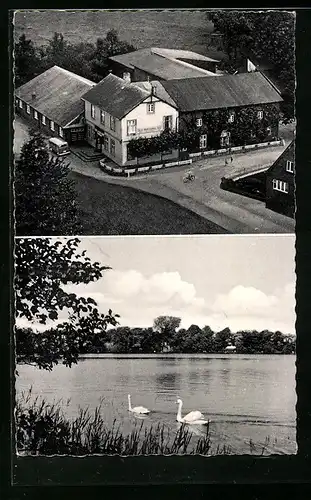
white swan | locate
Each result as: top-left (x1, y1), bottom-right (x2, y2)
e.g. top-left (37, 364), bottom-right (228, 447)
top-left (176, 398), bottom-right (209, 425)
top-left (128, 394), bottom-right (150, 415)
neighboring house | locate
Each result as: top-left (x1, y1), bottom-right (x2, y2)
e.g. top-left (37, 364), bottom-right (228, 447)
top-left (15, 65), bottom-right (96, 144)
top-left (238, 49), bottom-right (284, 95)
top-left (161, 71), bottom-right (283, 152)
top-left (81, 73), bottom-right (179, 166)
top-left (109, 47), bottom-right (219, 83)
top-left (266, 140), bottom-right (295, 218)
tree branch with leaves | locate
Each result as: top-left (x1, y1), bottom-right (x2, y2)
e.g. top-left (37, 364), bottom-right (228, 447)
top-left (15, 237), bottom-right (119, 370)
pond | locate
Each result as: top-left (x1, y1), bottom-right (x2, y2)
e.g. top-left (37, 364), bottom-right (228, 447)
top-left (16, 354), bottom-right (297, 455)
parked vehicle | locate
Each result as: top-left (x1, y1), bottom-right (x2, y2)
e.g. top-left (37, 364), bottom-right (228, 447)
top-left (48, 137), bottom-right (70, 156)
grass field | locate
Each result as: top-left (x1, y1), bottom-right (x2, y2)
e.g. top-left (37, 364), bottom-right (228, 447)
top-left (14, 9), bottom-right (215, 57)
top-left (70, 172), bottom-right (227, 235)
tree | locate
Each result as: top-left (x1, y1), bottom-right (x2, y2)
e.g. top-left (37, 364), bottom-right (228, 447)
top-left (15, 133), bottom-right (81, 235)
top-left (15, 237), bottom-right (119, 369)
top-left (153, 316), bottom-right (181, 351)
top-left (207, 11), bottom-right (295, 122)
top-left (14, 34), bottom-right (43, 87)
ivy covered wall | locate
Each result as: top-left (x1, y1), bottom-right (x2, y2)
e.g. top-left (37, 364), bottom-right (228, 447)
top-left (127, 103), bottom-right (280, 160)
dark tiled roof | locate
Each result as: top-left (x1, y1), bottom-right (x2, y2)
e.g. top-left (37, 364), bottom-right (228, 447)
top-left (109, 48), bottom-right (217, 80)
top-left (15, 65), bottom-right (95, 127)
top-left (82, 73), bottom-right (150, 119)
top-left (161, 72), bottom-right (283, 112)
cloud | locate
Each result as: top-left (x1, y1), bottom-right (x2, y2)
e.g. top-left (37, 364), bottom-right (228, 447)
top-left (211, 285), bottom-right (279, 317)
top-left (99, 269), bottom-right (206, 310)
top-left (208, 283), bottom-right (296, 334)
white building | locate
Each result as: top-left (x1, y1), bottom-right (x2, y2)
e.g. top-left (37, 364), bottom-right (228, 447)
top-left (82, 73), bottom-right (179, 167)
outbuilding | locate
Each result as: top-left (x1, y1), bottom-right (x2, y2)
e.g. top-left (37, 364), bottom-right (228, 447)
top-left (15, 65), bottom-right (96, 144)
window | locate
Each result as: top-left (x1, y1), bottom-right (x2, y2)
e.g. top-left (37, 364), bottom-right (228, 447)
top-left (286, 160), bottom-right (294, 173)
top-left (147, 102), bottom-right (155, 114)
top-left (257, 110), bottom-right (264, 120)
top-left (266, 126), bottom-right (272, 135)
top-left (103, 136), bottom-right (109, 151)
top-left (196, 118), bottom-right (202, 127)
top-left (110, 116), bottom-right (116, 131)
top-left (42, 115), bottom-right (46, 125)
top-left (50, 120), bottom-right (55, 131)
top-left (164, 115), bottom-right (173, 130)
top-left (100, 110), bottom-right (105, 125)
top-left (59, 127), bottom-right (64, 138)
top-left (199, 134), bottom-right (207, 149)
top-left (26, 104), bottom-right (30, 114)
top-left (91, 105), bottom-right (96, 119)
top-left (34, 110), bottom-right (38, 120)
top-left (127, 145), bottom-right (135, 161)
top-left (272, 179), bottom-right (289, 193)
top-left (127, 119), bottom-right (137, 136)
top-left (220, 131), bottom-right (230, 147)
top-left (19, 100), bottom-right (23, 109)
top-left (110, 138), bottom-right (116, 156)
top-left (228, 112), bottom-right (235, 123)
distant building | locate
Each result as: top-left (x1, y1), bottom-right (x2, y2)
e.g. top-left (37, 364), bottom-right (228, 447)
top-left (225, 344), bottom-right (237, 352)
top-left (238, 49), bottom-right (284, 95)
top-left (109, 47), bottom-right (219, 83)
top-left (82, 73), bottom-right (179, 167)
top-left (266, 140), bottom-right (295, 218)
top-left (161, 72), bottom-right (283, 151)
top-left (15, 65), bottom-right (95, 144)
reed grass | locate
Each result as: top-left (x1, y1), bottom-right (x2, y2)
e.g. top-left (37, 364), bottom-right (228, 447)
top-left (15, 391), bottom-right (274, 456)
top-left (16, 391), bottom-right (213, 456)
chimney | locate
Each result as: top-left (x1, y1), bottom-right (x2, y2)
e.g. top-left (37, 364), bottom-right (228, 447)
top-left (31, 92), bottom-right (36, 100)
top-left (151, 84), bottom-right (156, 96)
top-left (123, 71), bottom-right (131, 83)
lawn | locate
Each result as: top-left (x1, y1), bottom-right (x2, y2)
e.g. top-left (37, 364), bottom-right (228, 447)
top-left (14, 10), bottom-right (214, 56)
top-left (70, 172), bottom-right (227, 235)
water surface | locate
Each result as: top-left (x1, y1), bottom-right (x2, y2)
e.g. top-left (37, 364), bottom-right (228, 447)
top-left (16, 354), bottom-right (296, 455)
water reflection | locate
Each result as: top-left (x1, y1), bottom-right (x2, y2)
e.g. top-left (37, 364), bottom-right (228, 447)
top-left (155, 372), bottom-right (181, 393)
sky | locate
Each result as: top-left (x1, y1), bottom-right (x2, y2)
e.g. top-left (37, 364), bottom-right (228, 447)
top-left (17, 235), bottom-right (296, 335)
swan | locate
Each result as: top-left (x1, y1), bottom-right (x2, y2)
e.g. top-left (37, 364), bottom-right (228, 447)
top-left (128, 394), bottom-right (150, 415)
top-left (176, 398), bottom-right (209, 425)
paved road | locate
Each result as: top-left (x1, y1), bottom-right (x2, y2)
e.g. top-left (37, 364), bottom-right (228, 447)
top-left (14, 116), bottom-right (295, 234)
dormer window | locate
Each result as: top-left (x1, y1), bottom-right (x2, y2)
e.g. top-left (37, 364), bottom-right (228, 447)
top-left (228, 112), bottom-right (235, 123)
top-left (257, 110), bottom-right (264, 120)
top-left (147, 103), bottom-right (155, 114)
top-left (196, 118), bottom-right (202, 127)
top-left (286, 160), bottom-right (294, 173)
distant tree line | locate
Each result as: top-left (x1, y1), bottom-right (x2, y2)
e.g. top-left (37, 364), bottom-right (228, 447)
top-left (14, 29), bottom-right (136, 87)
top-left (207, 11), bottom-right (295, 123)
top-left (16, 315), bottom-right (296, 368)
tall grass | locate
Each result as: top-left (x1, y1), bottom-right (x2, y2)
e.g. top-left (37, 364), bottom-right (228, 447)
top-left (15, 391), bottom-right (213, 456)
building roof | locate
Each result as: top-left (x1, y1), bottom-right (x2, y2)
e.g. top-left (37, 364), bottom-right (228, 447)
top-left (15, 65), bottom-right (95, 127)
top-left (134, 80), bottom-right (178, 109)
top-left (82, 73), bottom-right (151, 119)
top-left (161, 71), bottom-right (283, 112)
top-left (109, 48), bottom-right (218, 80)
top-left (152, 48), bottom-right (219, 63)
